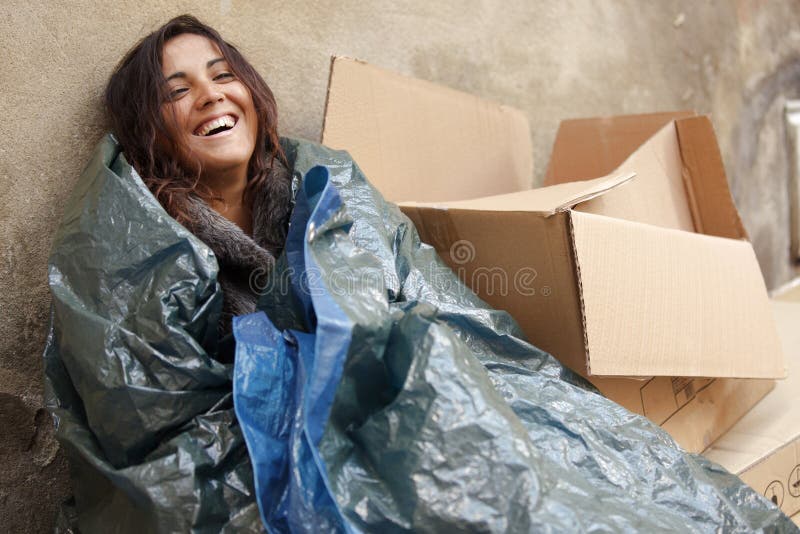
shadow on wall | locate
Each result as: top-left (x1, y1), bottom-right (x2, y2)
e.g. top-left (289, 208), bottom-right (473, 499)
top-left (730, 57), bottom-right (800, 289)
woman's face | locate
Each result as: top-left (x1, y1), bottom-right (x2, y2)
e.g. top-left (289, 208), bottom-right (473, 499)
top-left (161, 34), bottom-right (258, 182)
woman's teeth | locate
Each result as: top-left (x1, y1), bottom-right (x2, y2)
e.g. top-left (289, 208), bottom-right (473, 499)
top-left (195, 115), bottom-right (236, 136)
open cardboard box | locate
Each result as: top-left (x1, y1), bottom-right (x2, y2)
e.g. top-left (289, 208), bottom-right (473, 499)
top-left (704, 295), bottom-right (800, 517)
top-left (321, 57), bottom-right (786, 453)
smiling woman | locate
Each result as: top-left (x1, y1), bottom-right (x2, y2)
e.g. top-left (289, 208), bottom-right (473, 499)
top-left (105, 15), bottom-right (293, 337)
top-left (161, 33), bottom-right (260, 232)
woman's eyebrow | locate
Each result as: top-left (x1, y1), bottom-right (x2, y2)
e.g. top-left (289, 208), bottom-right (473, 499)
top-left (165, 58), bottom-right (227, 81)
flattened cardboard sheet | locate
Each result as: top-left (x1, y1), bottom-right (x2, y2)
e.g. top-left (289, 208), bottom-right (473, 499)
top-left (322, 57), bottom-right (533, 203)
top-left (569, 211), bottom-right (785, 378)
top-left (772, 278), bottom-right (800, 301)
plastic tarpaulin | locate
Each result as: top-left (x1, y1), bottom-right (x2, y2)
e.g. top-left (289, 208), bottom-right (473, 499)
top-left (46, 135), bottom-right (796, 532)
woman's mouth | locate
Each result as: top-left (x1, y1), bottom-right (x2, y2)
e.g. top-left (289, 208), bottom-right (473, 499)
top-left (193, 114), bottom-right (238, 137)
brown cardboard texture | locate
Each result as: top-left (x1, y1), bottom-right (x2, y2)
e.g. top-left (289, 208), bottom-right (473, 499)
top-left (403, 172), bottom-right (635, 215)
top-left (398, 132), bottom-right (783, 380)
top-left (704, 300), bottom-right (800, 516)
top-left (321, 57), bottom-right (784, 452)
top-left (322, 57), bottom-right (532, 203)
top-left (548, 113), bottom-right (748, 241)
top-left (545, 111), bottom-right (696, 185)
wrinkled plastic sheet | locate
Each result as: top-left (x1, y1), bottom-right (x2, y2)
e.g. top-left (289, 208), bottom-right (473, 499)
top-left (45, 135), bottom-right (796, 532)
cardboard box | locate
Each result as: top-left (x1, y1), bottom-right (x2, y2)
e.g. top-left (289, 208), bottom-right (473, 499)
top-left (704, 297), bottom-right (800, 517)
top-left (321, 57), bottom-right (785, 453)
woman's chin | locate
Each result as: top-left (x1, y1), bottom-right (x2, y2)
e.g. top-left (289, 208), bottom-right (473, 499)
top-left (189, 131), bottom-right (255, 178)
top-left (189, 146), bottom-right (254, 177)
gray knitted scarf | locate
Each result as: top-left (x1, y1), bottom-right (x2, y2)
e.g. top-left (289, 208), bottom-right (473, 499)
top-left (183, 158), bottom-right (294, 337)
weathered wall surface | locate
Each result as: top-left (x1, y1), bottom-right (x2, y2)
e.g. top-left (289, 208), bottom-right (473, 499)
top-left (1, 1), bottom-right (798, 531)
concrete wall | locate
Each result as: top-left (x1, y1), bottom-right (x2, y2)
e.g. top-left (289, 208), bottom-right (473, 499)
top-left (2, 1), bottom-right (799, 531)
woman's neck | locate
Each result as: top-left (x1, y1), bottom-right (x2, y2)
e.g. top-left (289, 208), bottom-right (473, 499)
top-left (204, 167), bottom-right (253, 235)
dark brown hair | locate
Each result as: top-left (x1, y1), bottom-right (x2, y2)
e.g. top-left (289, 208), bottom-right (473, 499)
top-left (105, 14), bottom-right (288, 226)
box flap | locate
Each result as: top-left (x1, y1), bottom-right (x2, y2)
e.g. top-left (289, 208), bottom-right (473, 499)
top-left (322, 56), bottom-right (533, 203)
top-left (545, 113), bottom-right (747, 241)
top-left (574, 122), bottom-right (696, 232)
top-left (675, 116), bottom-right (748, 240)
top-left (703, 301), bottom-right (800, 473)
top-left (569, 211), bottom-right (785, 378)
top-left (545, 111), bottom-right (696, 185)
top-left (399, 172), bottom-right (635, 215)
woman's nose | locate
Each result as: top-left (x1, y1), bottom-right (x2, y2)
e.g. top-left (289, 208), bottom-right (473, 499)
top-left (196, 82), bottom-right (224, 109)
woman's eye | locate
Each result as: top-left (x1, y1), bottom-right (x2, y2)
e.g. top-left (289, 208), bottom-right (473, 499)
top-left (168, 87), bottom-right (188, 100)
top-left (214, 72), bottom-right (234, 81)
